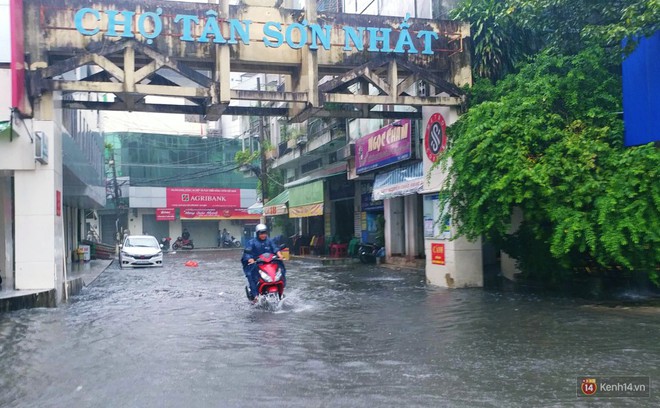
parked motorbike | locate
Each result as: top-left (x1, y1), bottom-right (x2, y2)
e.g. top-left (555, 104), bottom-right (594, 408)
top-left (358, 242), bottom-right (382, 264)
top-left (161, 237), bottom-right (172, 251)
top-left (172, 236), bottom-right (194, 250)
top-left (221, 235), bottom-right (242, 248)
top-left (245, 251), bottom-right (286, 309)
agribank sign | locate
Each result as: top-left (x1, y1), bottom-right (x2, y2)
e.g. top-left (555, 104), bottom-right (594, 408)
top-left (74, 8), bottom-right (441, 55)
top-left (166, 187), bottom-right (241, 209)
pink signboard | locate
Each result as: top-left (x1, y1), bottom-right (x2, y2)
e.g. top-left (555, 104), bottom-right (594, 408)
top-left (356, 119), bottom-right (412, 174)
top-left (180, 208), bottom-right (260, 220)
top-left (166, 187), bottom-right (241, 208)
top-left (155, 208), bottom-right (176, 221)
top-left (10, 0), bottom-right (27, 114)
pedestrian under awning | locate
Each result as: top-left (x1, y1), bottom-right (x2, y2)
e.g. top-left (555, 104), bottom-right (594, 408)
top-left (372, 161), bottom-right (424, 201)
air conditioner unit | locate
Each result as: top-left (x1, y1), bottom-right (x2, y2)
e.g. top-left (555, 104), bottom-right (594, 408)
top-left (34, 131), bottom-right (49, 164)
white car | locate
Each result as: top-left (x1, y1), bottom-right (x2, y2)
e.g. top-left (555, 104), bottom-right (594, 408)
top-left (119, 235), bottom-right (163, 268)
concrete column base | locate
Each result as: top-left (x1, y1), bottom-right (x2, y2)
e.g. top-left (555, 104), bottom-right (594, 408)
top-left (425, 237), bottom-right (483, 288)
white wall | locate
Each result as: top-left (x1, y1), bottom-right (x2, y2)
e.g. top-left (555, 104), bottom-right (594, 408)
top-left (0, 0), bottom-right (10, 63)
top-left (0, 68), bottom-right (36, 170)
top-left (0, 68), bottom-right (10, 121)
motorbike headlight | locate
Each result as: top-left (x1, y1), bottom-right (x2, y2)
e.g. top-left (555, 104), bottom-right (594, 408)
top-left (259, 271), bottom-right (273, 282)
top-left (275, 268), bottom-right (282, 281)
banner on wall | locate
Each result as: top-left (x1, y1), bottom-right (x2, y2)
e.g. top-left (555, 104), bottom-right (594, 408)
top-left (422, 107), bottom-right (452, 193)
top-left (180, 208), bottom-right (260, 220)
top-left (356, 119), bottom-right (411, 174)
top-left (155, 208), bottom-right (176, 221)
top-left (10, 0), bottom-right (29, 115)
top-left (166, 187), bottom-right (241, 208)
top-left (431, 243), bottom-right (446, 265)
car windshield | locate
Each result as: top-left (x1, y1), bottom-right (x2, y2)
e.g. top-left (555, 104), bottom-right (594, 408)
top-left (125, 237), bottom-right (158, 248)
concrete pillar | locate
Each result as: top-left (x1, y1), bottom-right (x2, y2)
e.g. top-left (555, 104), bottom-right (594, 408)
top-left (425, 235), bottom-right (483, 288)
top-left (384, 197), bottom-right (404, 257)
top-left (501, 207), bottom-right (523, 281)
top-left (404, 194), bottom-right (420, 260)
top-left (14, 109), bottom-right (65, 297)
top-left (0, 176), bottom-right (14, 290)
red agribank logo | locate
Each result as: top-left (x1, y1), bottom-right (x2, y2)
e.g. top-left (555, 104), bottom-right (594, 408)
top-left (181, 194), bottom-right (190, 202)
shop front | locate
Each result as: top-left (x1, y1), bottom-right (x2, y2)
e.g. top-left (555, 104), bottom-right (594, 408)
top-left (359, 181), bottom-right (384, 245)
top-left (353, 118), bottom-right (422, 262)
top-left (372, 161), bottom-right (424, 261)
top-left (288, 180), bottom-right (325, 254)
top-left (328, 176), bottom-right (355, 246)
top-left (127, 187), bottom-right (260, 248)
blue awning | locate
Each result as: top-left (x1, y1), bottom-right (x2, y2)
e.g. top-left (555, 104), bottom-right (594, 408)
top-left (372, 161), bottom-right (424, 201)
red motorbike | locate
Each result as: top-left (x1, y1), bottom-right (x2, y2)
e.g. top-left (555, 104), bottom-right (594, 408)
top-left (172, 236), bottom-right (194, 250)
top-left (246, 252), bottom-right (285, 306)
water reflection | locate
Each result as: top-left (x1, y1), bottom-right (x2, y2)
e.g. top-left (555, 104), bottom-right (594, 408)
top-left (0, 251), bottom-right (658, 407)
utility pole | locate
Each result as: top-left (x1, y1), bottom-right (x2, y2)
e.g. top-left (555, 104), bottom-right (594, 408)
top-left (109, 149), bottom-right (121, 244)
top-left (257, 76), bottom-right (268, 224)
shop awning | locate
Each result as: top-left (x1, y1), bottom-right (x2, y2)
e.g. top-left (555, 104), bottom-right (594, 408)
top-left (372, 161), bottom-right (424, 201)
top-left (247, 201), bottom-right (263, 214)
top-left (289, 180), bottom-right (324, 218)
top-left (0, 121), bottom-right (11, 139)
top-left (263, 190), bottom-right (289, 216)
top-left (180, 208), bottom-right (261, 220)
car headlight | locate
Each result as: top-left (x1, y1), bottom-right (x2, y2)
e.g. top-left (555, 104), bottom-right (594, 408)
top-left (275, 268), bottom-right (282, 281)
top-left (121, 251), bottom-right (130, 257)
top-left (259, 271), bottom-right (273, 282)
top-left (156, 251), bottom-right (162, 256)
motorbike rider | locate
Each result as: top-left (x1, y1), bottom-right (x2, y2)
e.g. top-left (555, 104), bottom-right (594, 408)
top-left (241, 223), bottom-right (285, 301)
top-left (182, 228), bottom-right (191, 242)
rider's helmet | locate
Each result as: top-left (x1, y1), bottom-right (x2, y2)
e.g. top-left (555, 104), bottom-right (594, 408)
top-left (254, 224), bottom-right (268, 241)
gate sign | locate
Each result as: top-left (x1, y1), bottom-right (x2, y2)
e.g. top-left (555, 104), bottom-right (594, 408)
top-left (166, 187), bottom-right (241, 209)
top-left (73, 8), bottom-right (441, 55)
top-left (424, 112), bottom-right (447, 162)
top-left (431, 243), bottom-right (445, 265)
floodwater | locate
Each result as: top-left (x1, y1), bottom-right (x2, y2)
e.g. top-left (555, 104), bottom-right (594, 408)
top-left (0, 250), bottom-right (658, 407)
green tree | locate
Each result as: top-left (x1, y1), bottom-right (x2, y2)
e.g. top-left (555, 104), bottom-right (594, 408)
top-left (451, 0), bottom-right (539, 80)
top-left (453, 0), bottom-right (660, 80)
top-left (438, 47), bottom-right (660, 284)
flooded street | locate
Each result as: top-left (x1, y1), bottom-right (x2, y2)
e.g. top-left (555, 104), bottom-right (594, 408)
top-left (1, 250), bottom-right (658, 407)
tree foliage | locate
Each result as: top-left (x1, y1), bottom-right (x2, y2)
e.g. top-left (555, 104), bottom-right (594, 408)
top-left (439, 47), bottom-right (660, 283)
top-left (451, 0), bottom-right (539, 80)
top-left (453, 0), bottom-right (660, 80)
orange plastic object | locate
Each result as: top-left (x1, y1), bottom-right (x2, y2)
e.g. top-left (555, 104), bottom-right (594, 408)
top-left (185, 260), bottom-right (199, 267)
